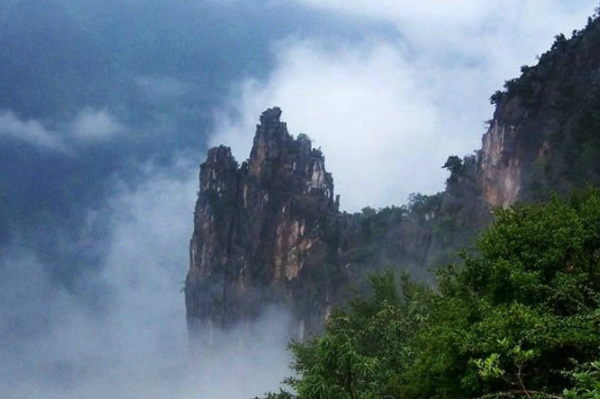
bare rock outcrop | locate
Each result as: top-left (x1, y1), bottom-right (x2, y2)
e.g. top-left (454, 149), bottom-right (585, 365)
top-left (186, 107), bottom-right (341, 344)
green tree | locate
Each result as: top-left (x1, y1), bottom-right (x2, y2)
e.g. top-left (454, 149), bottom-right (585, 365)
top-left (412, 191), bottom-right (600, 399)
top-left (258, 190), bottom-right (600, 399)
top-left (283, 272), bottom-right (435, 399)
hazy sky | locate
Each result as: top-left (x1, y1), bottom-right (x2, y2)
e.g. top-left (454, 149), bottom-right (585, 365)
top-left (0, 1), bottom-right (598, 398)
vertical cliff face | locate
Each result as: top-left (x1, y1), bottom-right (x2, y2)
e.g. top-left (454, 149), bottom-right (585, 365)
top-left (480, 121), bottom-right (522, 208)
top-left (477, 16), bottom-right (600, 206)
top-left (186, 107), bottom-right (341, 343)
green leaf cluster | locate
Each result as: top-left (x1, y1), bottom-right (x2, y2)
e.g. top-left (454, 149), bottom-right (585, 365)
top-left (257, 190), bottom-right (600, 399)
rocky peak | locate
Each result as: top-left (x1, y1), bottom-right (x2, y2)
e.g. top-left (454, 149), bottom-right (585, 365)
top-left (186, 107), bottom-right (341, 345)
top-left (249, 107), bottom-right (288, 177)
top-left (200, 146), bottom-right (238, 192)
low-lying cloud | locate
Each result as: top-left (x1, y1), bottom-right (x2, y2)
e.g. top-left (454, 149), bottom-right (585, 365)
top-left (0, 110), bottom-right (67, 151)
top-left (0, 108), bottom-right (125, 152)
top-left (70, 109), bottom-right (125, 142)
top-left (0, 157), bottom-right (291, 399)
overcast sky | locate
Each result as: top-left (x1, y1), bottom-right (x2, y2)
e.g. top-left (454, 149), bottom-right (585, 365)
top-left (0, 1), bottom-right (598, 398)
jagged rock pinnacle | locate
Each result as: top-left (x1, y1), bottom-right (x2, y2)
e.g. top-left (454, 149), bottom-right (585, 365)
top-left (186, 108), bottom-right (341, 347)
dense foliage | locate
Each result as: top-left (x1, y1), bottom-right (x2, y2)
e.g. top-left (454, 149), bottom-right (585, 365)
top-left (257, 190), bottom-right (600, 399)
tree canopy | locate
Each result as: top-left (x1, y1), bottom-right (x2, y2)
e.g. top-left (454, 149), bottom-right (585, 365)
top-left (257, 190), bottom-right (600, 399)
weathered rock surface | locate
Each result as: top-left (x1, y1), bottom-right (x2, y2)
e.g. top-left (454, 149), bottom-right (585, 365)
top-left (186, 107), bottom-right (342, 343)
